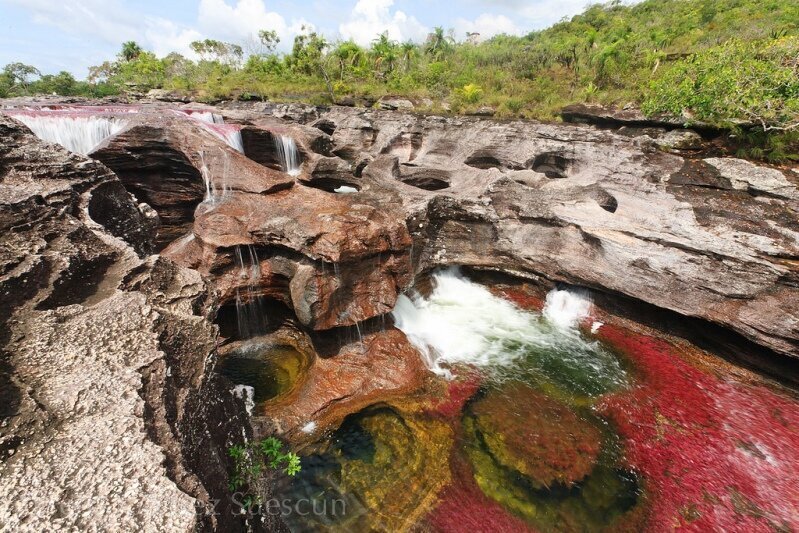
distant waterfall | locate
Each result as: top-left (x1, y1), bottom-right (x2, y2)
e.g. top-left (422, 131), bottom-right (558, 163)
top-left (5, 112), bottom-right (127, 155)
top-left (274, 135), bottom-right (301, 176)
top-left (185, 110), bottom-right (224, 124)
top-left (234, 245), bottom-right (268, 339)
top-left (177, 109), bottom-right (244, 153)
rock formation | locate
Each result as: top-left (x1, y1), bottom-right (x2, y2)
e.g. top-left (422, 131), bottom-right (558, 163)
top-left (1, 97), bottom-right (798, 530)
top-left (0, 114), bottom-right (281, 531)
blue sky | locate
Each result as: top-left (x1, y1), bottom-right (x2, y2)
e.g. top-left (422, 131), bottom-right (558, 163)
top-left (0, 0), bottom-right (597, 77)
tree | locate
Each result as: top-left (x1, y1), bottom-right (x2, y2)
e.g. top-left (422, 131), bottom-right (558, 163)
top-left (258, 30), bottom-right (280, 54)
top-left (120, 41), bottom-right (143, 62)
top-left (370, 32), bottom-right (399, 77)
top-left (425, 27), bottom-right (454, 60)
top-left (190, 39), bottom-right (243, 66)
top-left (289, 27), bottom-right (334, 99)
top-left (332, 41), bottom-right (364, 80)
top-left (400, 41), bottom-right (417, 72)
top-left (2, 62), bottom-right (41, 93)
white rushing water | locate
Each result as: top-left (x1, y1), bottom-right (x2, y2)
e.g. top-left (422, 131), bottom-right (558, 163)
top-left (334, 185), bottom-right (359, 194)
top-left (274, 135), bottom-right (301, 176)
top-left (391, 269), bottom-right (625, 391)
top-left (234, 245), bottom-right (268, 339)
top-left (8, 114), bottom-right (127, 155)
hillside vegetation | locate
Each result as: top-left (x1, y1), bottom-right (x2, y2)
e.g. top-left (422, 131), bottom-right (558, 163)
top-left (2, 0), bottom-right (798, 159)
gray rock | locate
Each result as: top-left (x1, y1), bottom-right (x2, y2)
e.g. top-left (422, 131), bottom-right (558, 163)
top-left (655, 129), bottom-right (704, 151)
top-left (704, 157), bottom-right (799, 200)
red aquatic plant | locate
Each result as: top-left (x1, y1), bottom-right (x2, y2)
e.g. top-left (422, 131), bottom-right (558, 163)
top-left (596, 325), bottom-right (799, 532)
top-left (425, 370), bottom-right (482, 419)
top-left (425, 449), bottom-right (538, 533)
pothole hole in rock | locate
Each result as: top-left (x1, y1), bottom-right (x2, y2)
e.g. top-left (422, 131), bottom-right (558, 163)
top-left (312, 119), bottom-right (336, 136)
top-left (465, 154), bottom-right (504, 170)
top-left (593, 189), bottom-right (619, 213)
top-left (91, 144), bottom-right (205, 251)
top-left (401, 176), bottom-right (450, 191)
top-left (529, 152), bottom-right (574, 179)
top-left (214, 297), bottom-right (312, 407)
top-left (240, 128), bottom-right (304, 174)
top-left (302, 178), bottom-right (361, 194)
top-left (218, 343), bottom-right (311, 406)
top-left (214, 298), bottom-right (294, 342)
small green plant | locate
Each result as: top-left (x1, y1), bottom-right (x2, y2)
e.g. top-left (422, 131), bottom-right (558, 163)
top-left (457, 83), bottom-right (484, 104)
top-left (227, 437), bottom-right (301, 510)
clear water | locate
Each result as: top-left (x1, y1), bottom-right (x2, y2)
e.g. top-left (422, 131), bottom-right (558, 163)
top-left (272, 271), bottom-right (638, 531)
top-left (6, 113), bottom-right (127, 155)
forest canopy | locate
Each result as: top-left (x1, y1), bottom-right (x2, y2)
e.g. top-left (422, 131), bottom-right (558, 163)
top-left (2, 0), bottom-right (798, 157)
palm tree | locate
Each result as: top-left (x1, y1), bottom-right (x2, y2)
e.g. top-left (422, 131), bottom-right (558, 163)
top-left (120, 41), bottom-right (142, 62)
top-left (400, 41), bottom-right (417, 72)
top-left (425, 27), bottom-right (453, 60)
top-left (371, 33), bottom-right (399, 77)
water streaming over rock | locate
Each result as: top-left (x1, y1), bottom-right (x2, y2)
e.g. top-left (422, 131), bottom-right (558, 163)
top-left (234, 245), bottom-right (268, 339)
top-left (274, 134), bottom-right (301, 176)
top-left (177, 109), bottom-right (244, 152)
top-left (198, 149), bottom-right (232, 204)
top-left (4, 111), bottom-right (128, 155)
top-left (391, 269), bottom-right (625, 392)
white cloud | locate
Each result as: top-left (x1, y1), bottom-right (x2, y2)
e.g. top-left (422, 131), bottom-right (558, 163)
top-left (144, 20), bottom-right (203, 59)
top-left (339, 0), bottom-right (428, 45)
top-left (198, 0), bottom-right (289, 41)
top-left (477, 0), bottom-right (596, 26)
top-left (5, 0), bottom-right (140, 44)
top-left (453, 13), bottom-right (523, 40)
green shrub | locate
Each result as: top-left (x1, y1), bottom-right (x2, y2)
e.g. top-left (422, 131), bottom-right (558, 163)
top-left (228, 437), bottom-right (301, 510)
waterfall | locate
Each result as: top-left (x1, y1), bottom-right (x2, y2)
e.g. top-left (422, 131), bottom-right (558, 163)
top-left (177, 109), bottom-right (244, 153)
top-left (198, 149), bottom-right (232, 204)
top-left (391, 269), bottom-right (624, 387)
top-left (203, 123), bottom-right (244, 153)
top-left (185, 110), bottom-right (224, 124)
top-left (234, 245), bottom-right (268, 339)
top-left (5, 112), bottom-right (127, 155)
top-left (274, 135), bottom-right (301, 176)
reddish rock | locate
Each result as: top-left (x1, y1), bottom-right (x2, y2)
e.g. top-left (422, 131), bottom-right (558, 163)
top-left (267, 328), bottom-right (428, 435)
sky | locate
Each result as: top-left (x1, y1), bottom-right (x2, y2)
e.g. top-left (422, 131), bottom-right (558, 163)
top-left (0, 0), bottom-right (597, 77)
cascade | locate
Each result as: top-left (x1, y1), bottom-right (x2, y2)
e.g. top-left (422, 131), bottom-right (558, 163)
top-left (234, 245), bottom-right (268, 339)
top-left (198, 149), bottom-right (232, 204)
top-left (4, 111), bottom-right (127, 155)
top-left (177, 109), bottom-right (244, 152)
top-left (274, 134), bottom-right (301, 176)
top-left (391, 269), bottom-right (625, 385)
top-left (203, 122), bottom-right (244, 153)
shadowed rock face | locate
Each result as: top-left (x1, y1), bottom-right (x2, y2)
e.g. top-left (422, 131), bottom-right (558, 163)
top-left (0, 115), bottom-right (281, 532)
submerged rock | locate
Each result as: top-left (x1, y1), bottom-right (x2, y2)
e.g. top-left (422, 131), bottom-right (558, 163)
top-left (467, 383), bottom-right (602, 489)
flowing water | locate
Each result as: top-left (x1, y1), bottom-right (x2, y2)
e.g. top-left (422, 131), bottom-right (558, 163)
top-left (4, 111), bottom-right (128, 155)
top-left (275, 135), bottom-right (302, 176)
top-left (275, 271), bottom-right (638, 531)
top-left (234, 245), bottom-right (268, 339)
top-left (271, 269), bottom-right (799, 531)
top-left (391, 269), bottom-right (626, 396)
